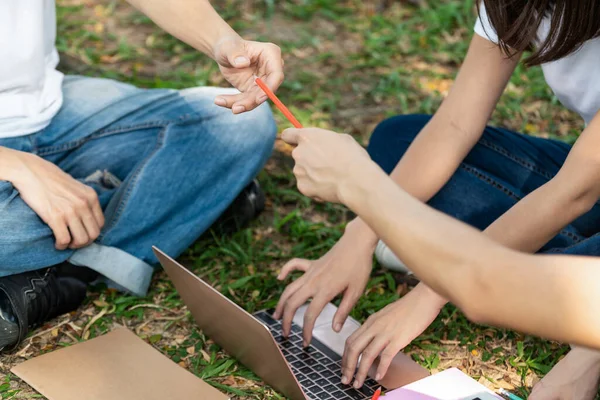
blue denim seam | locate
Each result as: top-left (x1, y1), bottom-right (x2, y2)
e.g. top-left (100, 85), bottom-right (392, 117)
top-left (478, 138), bottom-right (556, 180)
top-left (460, 163), bottom-right (583, 243)
top-left (92, 107), bottom-right (219, 237)
top-left (543, 231), bottom-right (600, 253)
top-left (96, 124), bottom-right (168, 241)
top-left (32, 103), bottom-right (213, 243)
top-left (35, 121), bottom-right (169, 156)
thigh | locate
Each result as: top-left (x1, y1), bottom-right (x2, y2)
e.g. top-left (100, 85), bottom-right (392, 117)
top-left (368, 114), bottom-right (572, 190)
top-left (367, 114), bottom-right (586, 249)
top-left (34, 77), bottom-right (257, 181)
top-left (32, 76), bottom-right (177, 180)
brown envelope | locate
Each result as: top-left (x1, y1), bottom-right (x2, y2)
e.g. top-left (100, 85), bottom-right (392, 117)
top-left (11, 327), bottom-right (229, 400)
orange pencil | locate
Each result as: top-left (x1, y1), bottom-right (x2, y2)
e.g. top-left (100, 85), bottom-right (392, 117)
top-left (371, 387), bottom-right (382, 400)
top-left (255, 77), bottom-right (303, 128)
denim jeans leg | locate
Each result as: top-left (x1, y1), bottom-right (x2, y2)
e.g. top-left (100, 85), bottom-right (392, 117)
top-left (92, 87), bottom-right (277, 265)
top-left (0, 77), bottom-right (276, 294)
top-left (367, 114), bottom-right (593, 251)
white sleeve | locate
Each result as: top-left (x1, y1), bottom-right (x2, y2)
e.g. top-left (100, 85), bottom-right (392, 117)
top-left (474, 2), bottom-right (499, 44)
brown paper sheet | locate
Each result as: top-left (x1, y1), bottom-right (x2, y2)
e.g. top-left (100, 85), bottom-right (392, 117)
top-left (11, 327), bottom-right (229, 400)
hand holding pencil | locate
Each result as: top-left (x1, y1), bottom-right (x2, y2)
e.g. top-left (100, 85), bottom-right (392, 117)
top-left (255, 77), bottom-right (303, 128)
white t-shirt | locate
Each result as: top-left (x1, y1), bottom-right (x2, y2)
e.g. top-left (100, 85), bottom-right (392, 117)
top-left (475, 4), bottom-right (600, 126)
top-left (0, 0), bottom-right (63, 138)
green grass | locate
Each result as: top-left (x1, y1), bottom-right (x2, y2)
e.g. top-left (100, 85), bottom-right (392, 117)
top-left (0, 0), bottom-right (588, 398)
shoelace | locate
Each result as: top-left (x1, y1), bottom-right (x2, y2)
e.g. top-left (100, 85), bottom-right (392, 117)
top-left (25, 269), bottom-right (60, 328)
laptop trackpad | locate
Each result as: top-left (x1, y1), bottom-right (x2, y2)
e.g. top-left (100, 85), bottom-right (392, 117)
top-left (292, 303), bottom-right (360, 356)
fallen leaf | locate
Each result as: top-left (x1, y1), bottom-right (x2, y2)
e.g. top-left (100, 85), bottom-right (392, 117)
top-left (496, 379), bottom-right (515, 390)
top-left (419, 77), bottom-right (453, 96)
top-left (186, 346), bottom-right (196, 355)
top-left (146, 35), bottom-right (156, 48)
top-left (221, 376), bottom-right (236, 386)
top-left (93, 4), bottom-right (106, 18)
top-left (133, 62), bottom-right (144, 72)
top-left (99, 54), bottom-right (121, 64)
top-left (524, 123), bottom-right (537, 134)
top-left (93, 299), bottom-right (109, 308)
top-left (149, 334), bottom-right (162, 344)
top-left (94, 22), bottom-right (104, 34)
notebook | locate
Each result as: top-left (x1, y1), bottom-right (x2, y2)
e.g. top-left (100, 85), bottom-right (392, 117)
top-left (382, 368), bottom-right (503, 400)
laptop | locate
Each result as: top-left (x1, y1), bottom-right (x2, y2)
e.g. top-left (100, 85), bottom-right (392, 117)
top-left (153, 247), bottom-right (429, 400)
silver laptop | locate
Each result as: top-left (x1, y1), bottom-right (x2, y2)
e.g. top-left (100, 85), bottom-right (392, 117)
top-left (153, 247), bottom-right (428, 400)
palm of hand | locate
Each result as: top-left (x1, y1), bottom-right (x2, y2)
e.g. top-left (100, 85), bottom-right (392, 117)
top-left (213, 39), bottom-right (283, 113)
top-left (219, 63), bottom-right (256, 92)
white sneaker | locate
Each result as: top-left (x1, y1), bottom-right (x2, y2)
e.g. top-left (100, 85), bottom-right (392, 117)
top-left (375, 240), bottom-right (412, 274)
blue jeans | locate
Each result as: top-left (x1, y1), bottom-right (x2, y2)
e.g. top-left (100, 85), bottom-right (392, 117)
top-left (367, 114), bottom-right (600, 254)
top-left (0, 76), bottom-right (276, 295)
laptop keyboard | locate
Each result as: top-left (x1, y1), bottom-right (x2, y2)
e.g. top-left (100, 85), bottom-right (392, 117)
top-left (254, 311), bottom-right (383, 400)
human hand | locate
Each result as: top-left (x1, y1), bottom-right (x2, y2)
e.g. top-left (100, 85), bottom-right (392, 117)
top-left (213, 36), bottom-right (284, 114)
top-left (341, 284), bottom-right (446, 388)
top-left (9, 151), bottom-right (104, 250)
top-left (281, 127), bottom-right (378, 204)
top-left (273, 219), bottom-right (378, 345)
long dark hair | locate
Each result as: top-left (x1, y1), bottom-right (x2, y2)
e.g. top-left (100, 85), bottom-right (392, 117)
top-left (480, 0), bottom-right (600, 66)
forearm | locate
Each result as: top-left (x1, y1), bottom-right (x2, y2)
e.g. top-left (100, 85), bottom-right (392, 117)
top-left (126, 0), bottom-right (238, 59)
top-left (484, 179), bottom-right (594, 252)
top-left (344, 166), bottom-right (504, 303)
top-left (486, 114), bottom-right (600, 252)
top-left (350, 37), bottom-right (518, 245)
top-left (345, 168), bottom-right (600, 348)
top-left (344, 118), bottom-right (478, 251)
top-left (346, 111), bottom-right (490, 251)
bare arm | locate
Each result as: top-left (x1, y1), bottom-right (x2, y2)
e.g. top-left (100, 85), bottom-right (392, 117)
top-left (485, 112), bottom-right (600, 251)
top-left (351, 34), bottom-right (520, 244)
top-left (275, 34), bottom-right (521, 341)
top-left (126, 0), bottom-right (236, 59)
top-left (126, 0), bottom-right (284, 113)
top-left (344, 159), bottom-right (600, 349)
top-left (280, 110), bottom-right (600, 380)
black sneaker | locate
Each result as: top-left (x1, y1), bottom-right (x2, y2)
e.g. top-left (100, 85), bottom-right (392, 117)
top-left (211, 179), bottom-right (266, 235)
top-left (0, 264), bottom-right (96, 350)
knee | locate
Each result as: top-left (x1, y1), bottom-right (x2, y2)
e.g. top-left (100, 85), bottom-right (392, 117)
top-left (367, 114), bottom-right (431, 173)
top-left (219, 101), bottom-right (277, 160)
top-left (240, 101), bottom-right (278, 146)
top-left (181, 87), bottom-right (277, 153)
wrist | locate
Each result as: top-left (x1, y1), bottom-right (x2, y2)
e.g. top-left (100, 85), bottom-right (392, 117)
top-left (415, 283), bottom-right (448, 309)
top-left (339, 162), bottom-right (386, 215)
top-left (0, 147), bottom-right (27, 183)
top-left (210, 31), bottom-right (242, 61)
top-left (344, 218), bottom-right (379, 249)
